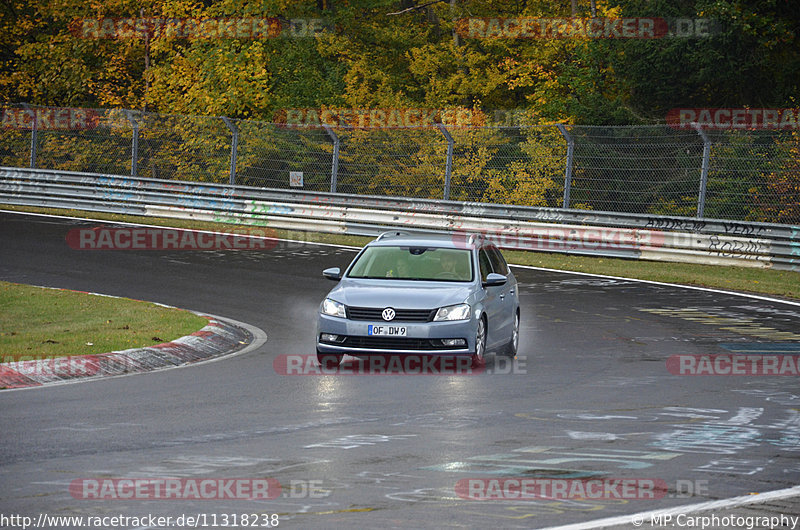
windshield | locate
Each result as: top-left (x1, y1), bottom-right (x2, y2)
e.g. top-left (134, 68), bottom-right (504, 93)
top-left (347, 246), bottom-right (473, 282)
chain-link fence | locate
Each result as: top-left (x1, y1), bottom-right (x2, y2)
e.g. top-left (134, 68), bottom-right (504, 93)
top-left (2, 103), bottom-right (797, 224)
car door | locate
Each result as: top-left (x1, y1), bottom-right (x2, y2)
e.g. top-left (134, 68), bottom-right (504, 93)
top-left (478, 247), bottom-right (506, 349)
top-left (486, 244), bottom-right (515, 344)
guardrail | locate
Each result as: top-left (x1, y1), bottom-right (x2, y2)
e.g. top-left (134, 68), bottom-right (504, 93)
top-left (1, 167), bottom-right (798, 271)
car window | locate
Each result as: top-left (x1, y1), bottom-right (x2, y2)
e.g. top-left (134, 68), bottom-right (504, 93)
top-left (486, 245), bottom-right (509, 276)
top-left (347, 246), bottom-right (473, 282)
top-left (478, 249), bottom-right (492, 282)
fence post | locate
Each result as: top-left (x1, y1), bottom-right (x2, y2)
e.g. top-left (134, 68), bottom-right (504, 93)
top-left (556, 124), bottom-right (574, 209)
top-left (437, 123), bottom-right (454, 201)
top-left (21, 103), bottom-right (37, 168)
top-left (124, 110), bottom-right (139, 178)
top-left (692, 122), bottom-right (710, 218)
top-left (323, 124), bottom-right (339, 193)
top-left (221, 117), bottom-right (238, 185)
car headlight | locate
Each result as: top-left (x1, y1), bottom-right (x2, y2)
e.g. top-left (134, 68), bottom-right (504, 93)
top-left (434, 303), bottom-right (471, 321)
top-left (321, 298), bottom-right (347, 318)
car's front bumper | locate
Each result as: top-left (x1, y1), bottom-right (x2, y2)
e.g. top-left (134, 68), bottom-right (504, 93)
top-left (316, 313), bottom-right (474, 355)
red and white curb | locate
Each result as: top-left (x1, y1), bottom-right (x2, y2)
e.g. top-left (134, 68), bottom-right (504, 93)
top-left (0, 314), bottom-right (259, 390)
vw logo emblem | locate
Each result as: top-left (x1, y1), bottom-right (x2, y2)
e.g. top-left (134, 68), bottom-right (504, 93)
top-left (382, 307), bottom-right (396, 321)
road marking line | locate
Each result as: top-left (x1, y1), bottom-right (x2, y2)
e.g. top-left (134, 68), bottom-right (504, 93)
top-left (539, 484), bottom-right (800, 529)
top-left (510, 263), bottom-right (800, 308)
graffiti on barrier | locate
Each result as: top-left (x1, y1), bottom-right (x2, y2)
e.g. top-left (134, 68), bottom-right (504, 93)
top-left (707, 235), bottom-right (768, 259)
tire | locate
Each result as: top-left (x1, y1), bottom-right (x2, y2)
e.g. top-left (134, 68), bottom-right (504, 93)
top-left (503, 311), bottom-right (520, 357)
top-left (316, 350), bottom-right (343, 368)
top-left (471, 316), bottom-right (487, 368)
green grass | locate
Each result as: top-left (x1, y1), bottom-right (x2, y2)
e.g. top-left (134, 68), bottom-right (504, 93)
top-left (2, 204), bottom-right (799, 301)
top-left (0, 281), bottom-right (208, 361)
top-left (502, 250), bottom-right (800, 300)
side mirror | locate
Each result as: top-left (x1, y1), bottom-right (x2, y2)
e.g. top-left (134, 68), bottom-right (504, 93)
top-left (323, 267), bottom-right (341, 281)
top-left (483, 272), bottom-right (507, 287)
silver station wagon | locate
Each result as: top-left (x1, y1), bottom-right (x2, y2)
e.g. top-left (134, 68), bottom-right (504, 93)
top-left (316, 231), bottom-right (519, 367)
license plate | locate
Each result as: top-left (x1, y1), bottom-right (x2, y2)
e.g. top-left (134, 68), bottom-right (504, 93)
top-left (368, 325), bottom-right (407, 336)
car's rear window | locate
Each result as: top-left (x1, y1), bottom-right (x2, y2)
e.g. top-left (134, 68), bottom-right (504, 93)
top-left (347, 246), bottom-right (473, 282)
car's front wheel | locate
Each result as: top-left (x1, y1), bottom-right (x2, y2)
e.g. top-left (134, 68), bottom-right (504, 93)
top-left (471, 316), bottom-right (487, 368)
top-left (316, 350), bottom-right (343, 368)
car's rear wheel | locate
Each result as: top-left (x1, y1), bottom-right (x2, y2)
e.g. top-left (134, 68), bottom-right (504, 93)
top-left (503, 311), bottom-right (520, 357)
top-left (471, 317), bottom-right (487, 368)
top-left (316, 350), bottom-right (343, 368)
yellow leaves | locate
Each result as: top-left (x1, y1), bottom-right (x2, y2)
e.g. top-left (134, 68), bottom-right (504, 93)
top-left (599, 4), bottom-right (623, 19)
top-left (756, 132), bottom-right (800, 222)
top-left (475, 132), bottom-right (564, 207)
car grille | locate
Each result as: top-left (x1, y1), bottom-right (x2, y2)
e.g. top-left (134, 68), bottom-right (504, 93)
top-left (347, 307), bottom-right (436, 322)
top-left (343, 336), bottom-right (456, 350)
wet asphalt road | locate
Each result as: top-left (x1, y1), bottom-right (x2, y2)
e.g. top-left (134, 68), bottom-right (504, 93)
top-left (1, 211), bottom-right (799, 529)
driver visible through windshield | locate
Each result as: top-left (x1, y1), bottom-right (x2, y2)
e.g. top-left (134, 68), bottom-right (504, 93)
top-left (347, 246), bottom-right (473, 282)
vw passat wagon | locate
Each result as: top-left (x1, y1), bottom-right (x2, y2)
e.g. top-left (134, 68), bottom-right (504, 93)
top-left (316, 231), bottom-right (519, 367)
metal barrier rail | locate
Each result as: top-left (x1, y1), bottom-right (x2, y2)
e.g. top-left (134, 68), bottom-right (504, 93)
top-left (1, 167), bottom-right (798, 271)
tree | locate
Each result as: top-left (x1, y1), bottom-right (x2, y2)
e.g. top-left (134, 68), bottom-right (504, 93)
top-left (757, 131), bottom-right (800, 223)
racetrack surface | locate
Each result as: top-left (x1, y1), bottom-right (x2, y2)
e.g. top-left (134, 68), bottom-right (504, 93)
top-left (1, 211), bottom-right (799, 529)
